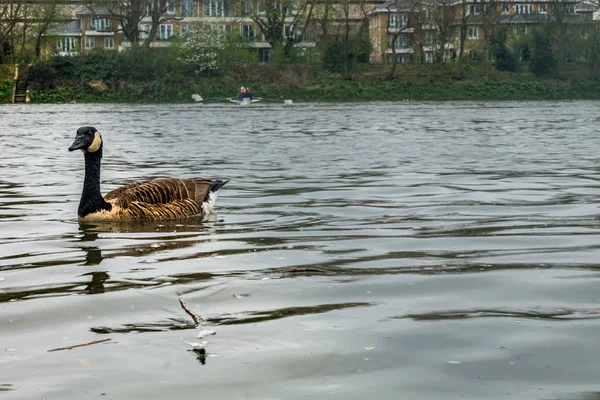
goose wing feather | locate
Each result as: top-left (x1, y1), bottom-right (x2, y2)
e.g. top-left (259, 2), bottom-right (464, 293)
top-left (105, 178), bottom-right (214, 208)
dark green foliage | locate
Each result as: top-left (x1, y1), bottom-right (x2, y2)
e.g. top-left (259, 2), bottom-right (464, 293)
top-left (322, 31), bottom-right (371, 73)
top-left (0, 79), bottom-right (12, 102)
top-left (491, 27), bottom-right (519, 72)
top-left (530, 29), bottom-right (556, 77)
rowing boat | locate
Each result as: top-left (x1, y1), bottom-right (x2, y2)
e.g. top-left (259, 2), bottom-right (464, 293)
top-left (229, 98), bottom-right (261, 105)
top-left (191, 94), bottom-right (293, 105)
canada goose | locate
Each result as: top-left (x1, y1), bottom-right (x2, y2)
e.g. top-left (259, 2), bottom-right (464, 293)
top-left (69, 126), bottom-right (228, 221)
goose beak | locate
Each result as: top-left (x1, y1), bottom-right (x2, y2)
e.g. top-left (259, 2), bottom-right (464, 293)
top-left (69, 137), bottom-right (85, 151)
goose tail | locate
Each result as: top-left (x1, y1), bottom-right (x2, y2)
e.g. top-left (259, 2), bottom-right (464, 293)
top-left (210, 179), bottom-right (229, 193)
top-left (202, 179), bottom-right (228, 216)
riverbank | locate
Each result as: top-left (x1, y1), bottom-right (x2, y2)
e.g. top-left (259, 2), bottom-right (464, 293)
top-left (6, 62), bottom-right (600, 103)
top-left (26, 76), bottom-right (600, 103)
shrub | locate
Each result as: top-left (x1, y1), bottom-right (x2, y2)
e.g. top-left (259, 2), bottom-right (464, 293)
top-left (530, 29), bottom-right (556, 77)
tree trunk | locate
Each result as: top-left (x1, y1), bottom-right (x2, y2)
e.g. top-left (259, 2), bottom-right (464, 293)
top-left (456, 21), bottom-right (467, 78)
top-left (483, 23), bottom-right (489, 78)
top-left (387, 37), bottom-right (399, 79)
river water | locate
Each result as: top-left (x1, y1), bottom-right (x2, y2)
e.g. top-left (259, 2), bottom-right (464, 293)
top-left (2, 101), bottom-right (600, 399)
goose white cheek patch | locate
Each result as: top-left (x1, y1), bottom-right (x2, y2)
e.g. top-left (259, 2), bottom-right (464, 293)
top-left (87, 132), bottom-right (102, 153)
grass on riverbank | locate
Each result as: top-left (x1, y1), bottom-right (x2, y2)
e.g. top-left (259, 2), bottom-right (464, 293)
top-left (17, 58), bottom-right (600, 103)
top-left (0, 65), bottom-right (14, 103)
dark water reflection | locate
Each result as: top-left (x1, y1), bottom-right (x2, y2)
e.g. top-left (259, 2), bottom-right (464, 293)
top-left (2, 101), bottom-right (600, 399)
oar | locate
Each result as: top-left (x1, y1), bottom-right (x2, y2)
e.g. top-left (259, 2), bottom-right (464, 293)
top-left (191, 95), bottom-right (233, 103)
top-left (259, 98), bottom-right (294, 104)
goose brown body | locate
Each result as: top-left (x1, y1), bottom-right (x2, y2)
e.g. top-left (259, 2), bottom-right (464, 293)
top-left (69, 127), bottom-right (227, 222)
top-left (85, 178), bottom-right (216, 221)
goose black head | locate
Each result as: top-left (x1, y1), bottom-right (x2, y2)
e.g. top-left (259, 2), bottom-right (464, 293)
top-left (69, 126), bottom-right (103, 154)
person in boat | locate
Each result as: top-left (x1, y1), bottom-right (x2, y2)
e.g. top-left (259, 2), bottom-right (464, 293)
top-left (242, 87), bottom-right (253, 100)
top-left (237, 87), bottom-right (245, 100)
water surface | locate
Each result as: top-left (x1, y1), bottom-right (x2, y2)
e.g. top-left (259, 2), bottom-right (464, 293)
top-left (2, 101), bottom-right (600, 399)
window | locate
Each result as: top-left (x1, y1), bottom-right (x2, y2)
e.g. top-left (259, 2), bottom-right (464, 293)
top-left (181, 24), bottom-right (195, 39)
top-left (468, 4), bottom-right (480, 15)
top-left (217, 24), bottom-right (231, 39)
top-left (146, 1), bottom-right (152, 16)
top-left (390, 34), bottom-right (410, 49)
top-left (104, 37), bottom-right (114, 49)
top-left (539, 4), bottom-right (547, 13)
top-left (205, 0), bottom-right (228, 16)
top-left (91, 18), bottom-right (109, 31)
top-left (240, 0), bottom-right (253, 14)
top-left (85, 36), bottom-right (95, 49)
top-left (387, 54), bottom-right (410, 64)
top-left (425, 52), bottom-right (433, 63)
top-left (468, 26), bottom-right (478, 39)
top-left (515, 4), bottom-right (532, 14)
top-left (242, 24), bottom-right (255, 40)
top-left (160, 24), bottom-right (173, 40)
top-left (424, 31), bottom-right (434, 46)
top-left (56, 37), bottom-right (76, 52)
top-left (166, 0), bottom-right (175, 14)
top-left (284, 25), bottom-right (302, 40)
top-left (501, 3), bottom-right (509, 14)
top-left (139, 24), bottom-right (151, 39)
top-left (389, 13), bottom-right (407, 28)
top-left (181, 0), bottom-right (193, 16)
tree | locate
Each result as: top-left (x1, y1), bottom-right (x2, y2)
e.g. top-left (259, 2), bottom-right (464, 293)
top-left (238, 0), bottom-right (315, 55)
top-left (455, 0), bottom-right (469, 78)
top-left (0, 0), bottom-right (26, 62)
top-left (385, 0), bottom-right (422, 79)
top-left (530, 28), bottom-right (556, 76)
top-left (548, 0), bottom-right (576, 77)
top-left (425, 0), bottom-right (454, 64)
top-left (86, 0), bottom-right (182, 47)
top-left (31, 1), bottom-right (74, 59)
top-left (490, 26), bottom-right (518, 71)
top-left (478, 0), bottom-right (505, 77)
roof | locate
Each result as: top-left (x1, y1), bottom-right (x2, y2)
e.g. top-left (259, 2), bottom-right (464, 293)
top-left (370, 0), bottom-right (416, 14)
top-left (45, 19), bottom-right (81, 36)
top-left (576, 1), bottom-right (598, 11)
top-left (75, 7), bottom-right (111, 16)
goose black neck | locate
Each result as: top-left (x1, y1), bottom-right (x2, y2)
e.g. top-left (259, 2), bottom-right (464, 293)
top-left (79, 151), bottom-right (111, 217)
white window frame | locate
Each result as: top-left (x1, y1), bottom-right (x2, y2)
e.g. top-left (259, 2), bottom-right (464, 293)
top-left (205, 0), bottom-right (227, 17)
top-left (468, 25), bottom-right (478, 40)
top-left (181, 0), bottom-right (194, 16)
top-left (104, 37), bottom-right (114, 49)
top-left (85, 36), bottom-right (95, 49)
top-left (242, 24), bottom-right (255, 40)
top-left (56, 37), bottom-right (76, 52)
top-left (91, 18), bottom-right (109, 31)
top-left (389, 13), bottom-right (407, 28)
top-left (539, 4), bottom-right (547, 13)
top-left (390, 33), bottom-right (409, 49)
top-left (160, 24), bottom-right (173, 40)
top-left (515, 4), bottom-right (533, 14)
top-left (139, 23), bottom-right (151, 40)
top-left (501, 3), bottom-right (509, 14)
top-left (166, 0), bottom-right (175, 14)
top-left (425, 52), bottom-right (433, 63)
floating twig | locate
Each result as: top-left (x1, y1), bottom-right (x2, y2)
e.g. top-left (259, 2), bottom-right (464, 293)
top-left (48, 338), bottom-right (111, 352)
top-left (179, 297), bottom-right (202, 327)
top-left (283, 267), bottom-right (330, 274)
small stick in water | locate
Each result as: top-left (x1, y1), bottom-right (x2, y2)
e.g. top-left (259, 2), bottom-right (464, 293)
top-left (47, 338), bottom-right (111, 352)
top-left (179, 297), bottom-right (202, 327)
top-left (284, 267), bottom-right (330, 274)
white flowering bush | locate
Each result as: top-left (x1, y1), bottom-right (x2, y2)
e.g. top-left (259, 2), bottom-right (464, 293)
top-left (177, 23), bottom-right (225, 75)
